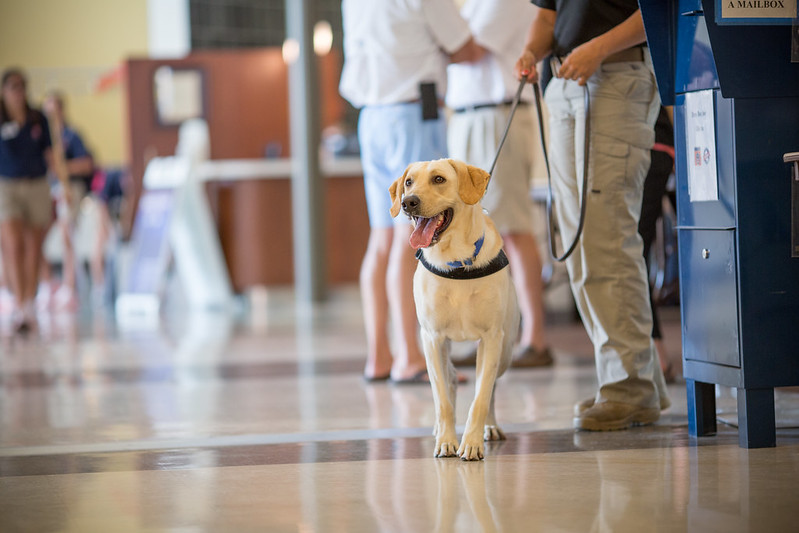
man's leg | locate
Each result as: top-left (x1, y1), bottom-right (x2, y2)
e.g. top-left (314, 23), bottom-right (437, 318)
top-left (504, 232), bottom-right (548, 353)
top-left (387, 223), bottom-right (427, 380)
top-left (361, 227), bottom-right (394, 380)
top-left (0, 219), bottom-right (25, 309)
top-left (547, 75), bottom-right (667, 430)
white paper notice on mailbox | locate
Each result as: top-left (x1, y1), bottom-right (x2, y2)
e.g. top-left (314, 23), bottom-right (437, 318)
top-left (684, 90), bottom-right (719, 203)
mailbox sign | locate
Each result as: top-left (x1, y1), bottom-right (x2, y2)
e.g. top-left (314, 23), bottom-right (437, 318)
top-left (719, 0), bottom-right (797, 23)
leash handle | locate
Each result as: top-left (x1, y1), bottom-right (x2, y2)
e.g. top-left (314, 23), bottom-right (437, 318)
top-left (532, 80), bottom-right (590, 263)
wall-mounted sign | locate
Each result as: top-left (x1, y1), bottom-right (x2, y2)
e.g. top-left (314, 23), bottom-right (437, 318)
top-left (153, 66), bottom-right (206, 127)
top-left (718, 0), bottom-right (797, 24)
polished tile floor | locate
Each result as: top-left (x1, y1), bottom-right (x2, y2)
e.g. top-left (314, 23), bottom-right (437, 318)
top-left (1, 287), bottom-right (798, 532)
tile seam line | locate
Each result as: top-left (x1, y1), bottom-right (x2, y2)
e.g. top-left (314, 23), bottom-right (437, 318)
top-left (0, 423), bottom-right (552, 457)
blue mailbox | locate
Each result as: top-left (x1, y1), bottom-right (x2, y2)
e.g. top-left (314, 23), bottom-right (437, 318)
top-left (640, 0), bottom-right (799, 448)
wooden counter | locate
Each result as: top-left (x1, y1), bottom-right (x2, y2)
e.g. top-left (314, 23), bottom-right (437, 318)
top-left (201, 157), bottom-right (369, 292)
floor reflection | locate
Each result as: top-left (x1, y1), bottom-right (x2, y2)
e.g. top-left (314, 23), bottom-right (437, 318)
top-left (1, 292), bottom-right (799, 531)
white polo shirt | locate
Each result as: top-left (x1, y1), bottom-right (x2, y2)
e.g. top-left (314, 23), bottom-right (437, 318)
top-left (339, 0), bottom-right (471, 108)
top-left (446, 0), bottom-right (536, 109)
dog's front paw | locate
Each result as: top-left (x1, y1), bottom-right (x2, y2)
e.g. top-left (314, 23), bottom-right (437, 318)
top-left (458, 437), bottom-right (485, 461)
top-left (483, 425), bottom-right (506, 442)
top-left (435, 438), bottom-right (459, 458)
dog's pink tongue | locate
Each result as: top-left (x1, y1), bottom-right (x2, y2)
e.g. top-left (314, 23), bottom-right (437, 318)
top-left (409, 217), bottom-right (438, 249)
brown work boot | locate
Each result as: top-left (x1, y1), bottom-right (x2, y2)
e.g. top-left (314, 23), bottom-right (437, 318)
top-left (574, 401), bottom-right (660, 431)
top-left (574, 397), bottom-right (596, 416)
top-left (575, 389), bottom-right (671, 416)
top-left (510, 346), bottom-right (554, 368)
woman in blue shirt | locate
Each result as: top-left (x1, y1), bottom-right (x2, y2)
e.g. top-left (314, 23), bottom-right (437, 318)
top-left (0, 68), bottom-right (54, 332)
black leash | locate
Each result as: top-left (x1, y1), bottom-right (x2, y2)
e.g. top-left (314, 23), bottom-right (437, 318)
top-left (487, 78), bottom-right (527, 176)
top-left (487, 76), bottom-right (590, 262)
top-left (532, 80), bottom-right (590, 263)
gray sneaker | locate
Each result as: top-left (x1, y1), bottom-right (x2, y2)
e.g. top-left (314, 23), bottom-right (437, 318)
top-left (510, 346), bottom-right (554, 368)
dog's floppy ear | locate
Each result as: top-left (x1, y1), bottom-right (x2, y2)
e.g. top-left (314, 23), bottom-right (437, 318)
top-left (450, 159), bottom-right (491, 205)
top-left (389, 166), bottom-right (410, 218)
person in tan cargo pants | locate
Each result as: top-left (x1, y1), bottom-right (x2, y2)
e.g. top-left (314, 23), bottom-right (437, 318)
top-left (515, 1), bottom-right (671, 430)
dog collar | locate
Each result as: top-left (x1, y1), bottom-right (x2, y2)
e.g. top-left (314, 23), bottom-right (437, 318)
top-left (415, 248), bottom-right (509, 280)
top-left (445, 234), bottom-right (484, 269)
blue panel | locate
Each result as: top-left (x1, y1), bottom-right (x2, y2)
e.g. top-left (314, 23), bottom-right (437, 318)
top-left (733, 97), bottom-right (799, 388)
top-left (715, 17), bottom-right (795, 25)
top-left (680, 0), bottom-right (703, 11)
top-left (678, 229), bottom-right (741, 368)
top-left (640, 0), bottom-right (678, 105)
top-left (675, 9), bottom-right (720, 94)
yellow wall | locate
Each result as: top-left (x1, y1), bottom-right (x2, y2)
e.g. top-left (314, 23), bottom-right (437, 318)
top-left (0, 0), bottom-right (149, 166)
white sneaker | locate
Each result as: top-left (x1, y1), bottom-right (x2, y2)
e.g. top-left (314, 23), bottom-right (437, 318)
top-left (0, 288), bottom-right (13, 315)
top-left (10, 302), bottom-right (34, 333)
top-left (36, 282), bottom-right (57, 311)
top-left (54, 286), bottom-right (78, 311)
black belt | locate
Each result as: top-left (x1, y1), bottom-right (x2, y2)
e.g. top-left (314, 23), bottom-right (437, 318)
top-left (452, 100), bottom-right (529, 114)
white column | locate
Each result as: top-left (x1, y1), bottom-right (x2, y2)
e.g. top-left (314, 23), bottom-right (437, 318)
top-left (286, 0), bottom-right (327, 304)
top-left (147, 0), bottom-right (191, 58)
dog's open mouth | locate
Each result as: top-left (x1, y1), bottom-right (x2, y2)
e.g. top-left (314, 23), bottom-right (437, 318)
top-left (409, 208), bottom-right (453, 249)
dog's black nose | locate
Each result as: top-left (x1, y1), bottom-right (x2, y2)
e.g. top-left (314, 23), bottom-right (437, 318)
top-left (402, 195), bottom-right (420, 214)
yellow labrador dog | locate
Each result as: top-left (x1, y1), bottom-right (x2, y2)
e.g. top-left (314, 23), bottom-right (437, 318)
top-left (389, 158), bottom-right (519, 460)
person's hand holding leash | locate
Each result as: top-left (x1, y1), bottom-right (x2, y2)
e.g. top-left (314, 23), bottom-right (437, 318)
top-left (514, 6), bottom-right (556, 84)
top-left (555, 41), bottom-right (604, 85)
top-left (514, 50), bottom-right (539, 84)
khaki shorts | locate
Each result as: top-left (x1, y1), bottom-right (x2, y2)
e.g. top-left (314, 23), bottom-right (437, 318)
top-left (0, 177), bottom-right (54, 227)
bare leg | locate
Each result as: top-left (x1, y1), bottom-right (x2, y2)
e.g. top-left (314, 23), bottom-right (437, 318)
top-left (654, 337), bottom-right (676, 382)
top-left (387, 224), bottom-right (427, 380)
top-left (90, 203), bottom-right (112, 288)
top-left (21, 225), bottom-right (47, 304)
top-left (654, 338), bottom-right (667, 369)
top-left (504, 232), bottom-right (547, 350)
top-left (58, 217), bottom-right (77, 294)
top-left (0, 219), bottom-right (25, 309)
top-left (360, 227), bottom-right (394, 379)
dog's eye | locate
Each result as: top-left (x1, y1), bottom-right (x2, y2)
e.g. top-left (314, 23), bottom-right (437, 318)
top-left (405, 178), bottom-right (413, 187)
top-left (433, 175), bottom-right (446, 184)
